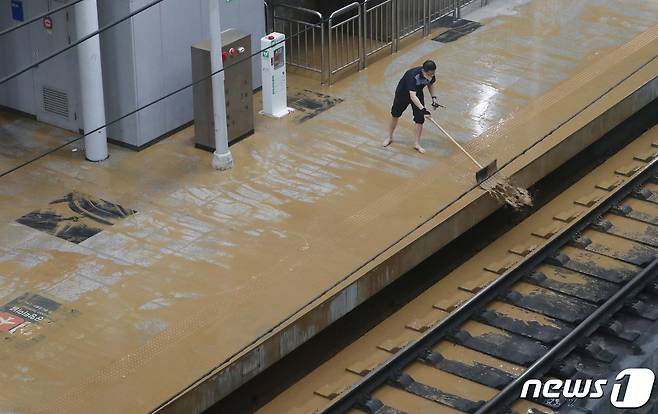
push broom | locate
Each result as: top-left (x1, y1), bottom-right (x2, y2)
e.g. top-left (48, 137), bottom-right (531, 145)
top-left (426, 115), bottom-right (497, 185)
top-left (427, 102), bottom-right (532, 208)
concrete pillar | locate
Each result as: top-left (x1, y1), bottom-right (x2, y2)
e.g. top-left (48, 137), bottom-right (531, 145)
top-left (74, 0), bottom-right (108, 162)
top-left (209, 0), bottom-right (233, 171)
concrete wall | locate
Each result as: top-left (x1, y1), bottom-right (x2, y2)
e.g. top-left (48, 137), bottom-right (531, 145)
top-left (1, 0), bottom-right (266, 147)
top-left (1, 0), bottom-right (81, 132)
top-left (0, 0), bottom-right (37, 115)
top-left (126, 0), bottom-right (265, 147)
top-left (97, 0), bottom-right (138, 145)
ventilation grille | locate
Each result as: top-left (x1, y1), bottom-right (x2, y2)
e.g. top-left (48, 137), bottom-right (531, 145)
top-left (42, 87), bottom-right (69, 118)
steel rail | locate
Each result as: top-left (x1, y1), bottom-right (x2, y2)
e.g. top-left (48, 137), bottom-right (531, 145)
top-left (318, 157), bottom-right (658, 414)
top-left (477, 257), bottom-right (658, 413)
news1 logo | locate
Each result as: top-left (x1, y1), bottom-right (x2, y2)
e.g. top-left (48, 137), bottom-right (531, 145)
top-left (520, 368), bottom-right (655, 408)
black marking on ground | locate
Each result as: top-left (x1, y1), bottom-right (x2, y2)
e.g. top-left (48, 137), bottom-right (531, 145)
top-left (16, 191), bottom-right (136, 244)
top-left (633, 185), bottom-right (658, 204)
top-left (477, 307), bottom-right (569, 344)
top-left (624, 293), bottom-right (658, 320)
top-left (504, 288), bottom-right (596, 324)
top-left (450, 330), bottom-right (548, 366)
top-left (613, 201), bottom-right (658, 226)
top-left (392, 373), bottom-right (484, 413)
top-left (578, 337), bottom-right (617, 363)
top-left (550, 353), bottom-right (610, 379)
top-left (558, 249), bottom-right (638, 284)
top-left (601, 313), bottom-right (649, 341)
top-left (420, 350), bottom-right (517, 389)
top-left (287, 89), bottom-right (343, 123)
top-left (647, 281), bottom-right (658, 295)
top-left (589, 333), bottom-right (641, 359)
top-left (432, 18), bottom-right (481, 43)
top-left (602, 217), bottom-right (658, 248)
top-left (358, 398), bottom-right (405, 414)
top-left (526, 266), bottom-right (618, 304)
top-left (575, 232), bottom-right (657, 267)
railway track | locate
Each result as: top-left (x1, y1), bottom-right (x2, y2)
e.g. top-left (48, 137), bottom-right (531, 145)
top-left (315, 154), bottom-right (658, 414)
top-left (246, 127), bottom-right (658, 414)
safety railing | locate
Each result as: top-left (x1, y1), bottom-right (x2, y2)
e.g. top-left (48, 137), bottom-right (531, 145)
top-left (267, 0), bottom-right (488, 85)
top-left (264, 1), bottom-right (273, 34)
top-left (429, 0), bottom-right (459, 24)
top-left (273, 4), bottom-right (326, 78)
top-left (363, 0), bottom-right (396, 62)
top-left (397, 0), bottom-right (427, 40)
top-left (328, 3), bottom-right (362, 85)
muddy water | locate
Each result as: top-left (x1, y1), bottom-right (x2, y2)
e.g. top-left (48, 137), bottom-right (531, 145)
top-left (2, 0), bottom-right (658, 410)
top-left (480, 175), bottom-right (533, 209)
top-left (257, 128), bottom-right (658, 414)
top-left (0, 111), bottom-right (77, 174)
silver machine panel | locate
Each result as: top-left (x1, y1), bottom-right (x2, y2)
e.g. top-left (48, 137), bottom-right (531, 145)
top-left (192, 29), bottom-right (254, 151)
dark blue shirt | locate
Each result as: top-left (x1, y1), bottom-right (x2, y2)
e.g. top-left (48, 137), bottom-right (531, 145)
top-left (395, 67), bottom-right (436, 97)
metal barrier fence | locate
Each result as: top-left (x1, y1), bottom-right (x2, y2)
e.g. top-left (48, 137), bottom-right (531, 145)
top-left (328, 3), bottom-right (362, 85)
top-left (268, 0), bottom-right (486, 84)
top-left (429, 0), bottom-right (459, 23)
top-left (363, 0), bottom-right (395, 62)
top-left (273, 4), bottom-right (326, 78)
top-left (264, 1), bottom-right (273, 34)
top-left (397, 0), bottom-right (427, 41)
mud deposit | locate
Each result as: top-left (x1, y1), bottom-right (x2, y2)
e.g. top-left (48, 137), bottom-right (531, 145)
top-left (480, 176), bottom-right (533, 209)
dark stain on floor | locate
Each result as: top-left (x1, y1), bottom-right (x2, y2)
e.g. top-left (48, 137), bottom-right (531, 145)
top-left (16, 191), bottom-right (136, 244)
top-left (432, 16), bottom-right (482, 43)
top-left (287, 89), bottom-right (344, 123)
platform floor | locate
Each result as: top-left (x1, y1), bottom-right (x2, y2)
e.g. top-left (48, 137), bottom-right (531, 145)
top-left (0, 0), bottom-right (657, 413)
top-left (256, 122), bottom-right (658, 414)
top-left (0, 111), bottom-right (76, 175)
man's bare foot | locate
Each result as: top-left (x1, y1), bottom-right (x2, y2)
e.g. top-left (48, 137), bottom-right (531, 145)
top-left (382, 137), bottom-right (393, 147)
top-left (414, 144), bottom-right (426, 154)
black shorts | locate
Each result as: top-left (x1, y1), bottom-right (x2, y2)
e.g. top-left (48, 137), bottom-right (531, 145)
top-left (391, 92), bottom-right (425, 124)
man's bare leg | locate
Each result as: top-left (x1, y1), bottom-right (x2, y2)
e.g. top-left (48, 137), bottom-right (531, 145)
top-left (413, 123), bottom-right (426, 153)
top-left (383, 116), bottom-right (399, 147)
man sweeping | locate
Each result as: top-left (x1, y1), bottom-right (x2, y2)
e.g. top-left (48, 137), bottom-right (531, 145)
top-left (383, 60), bottom-right (438, 154)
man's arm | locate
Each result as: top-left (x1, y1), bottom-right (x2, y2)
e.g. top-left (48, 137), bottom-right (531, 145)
top-left (427, 83), bottom-right (436, 99)
top-left (408, 91), bottom-right (425, 110)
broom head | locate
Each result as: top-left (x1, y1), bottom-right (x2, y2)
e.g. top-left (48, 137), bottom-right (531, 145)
top-left (476, 159), bottom-right (498, 184)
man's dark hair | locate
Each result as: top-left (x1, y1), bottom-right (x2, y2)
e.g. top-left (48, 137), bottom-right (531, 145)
top-left (422, 60), bottom-right (437, 72)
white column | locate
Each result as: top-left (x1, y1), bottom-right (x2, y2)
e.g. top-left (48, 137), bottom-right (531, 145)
top-left (75, 0), bottom-right (108, 162)
top-left (209, 0), bottom-right (233, 170)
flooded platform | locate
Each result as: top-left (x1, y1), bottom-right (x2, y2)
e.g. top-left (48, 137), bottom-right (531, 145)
top-left (0, 0), bottom-right (657, 413)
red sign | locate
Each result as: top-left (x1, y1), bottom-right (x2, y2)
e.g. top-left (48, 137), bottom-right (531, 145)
top-left (43, 16), bottom-right (53, 30)
top-left (0, 311), bottom-right (25, 332)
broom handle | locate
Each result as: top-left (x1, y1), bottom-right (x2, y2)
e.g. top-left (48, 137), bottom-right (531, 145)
top-left (428, 117), bottom-right (483, 169)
